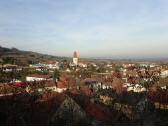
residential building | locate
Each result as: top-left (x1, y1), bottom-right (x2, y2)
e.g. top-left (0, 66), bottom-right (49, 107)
top-left (26, 74), bottom-right (51, 82)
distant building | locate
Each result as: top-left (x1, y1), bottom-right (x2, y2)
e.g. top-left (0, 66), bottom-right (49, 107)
top-left (30, 61), bottom-right (59, 70)
top-left (26, 74), bottom-right (51, 82)
top-left (82, 78), bottom-right (102, 92)
top-left (78, 62), bottom-right (87, 68)
top-left (44, 81), bottom-right (67, 93)
top-left (73, 51), bottom-right (78, 65)
top-left (161, 70), bottom-right (168, 78)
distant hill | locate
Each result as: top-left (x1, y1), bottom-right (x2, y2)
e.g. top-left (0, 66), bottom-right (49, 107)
top-left (0, 45), bottom-right (67, 65)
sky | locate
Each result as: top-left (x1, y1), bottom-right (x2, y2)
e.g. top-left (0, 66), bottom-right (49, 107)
top-left (0, 0), bottom-right (168, 59)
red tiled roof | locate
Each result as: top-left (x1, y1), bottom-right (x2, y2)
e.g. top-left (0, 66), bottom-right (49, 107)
top-left (67, 93), bottom-right (116, 122)
top-left (85, 102), bottom-right (115, 122)
top-left (44, 81), bottom-right (56, 87)
top-left (40, 60), bottom-right (58, 64)
top-left (57, 81), bottom-right (67, 88)
top-left (28, 74), bottom-right (51, 79)
top-left (0, 84), bottom-right (16, 94)
top-left (81, 78), bottom-right (97, 84)
top-left (15, 82), bottom-right (26, 87)
top-left (80, 86), bottom-right (92, 96)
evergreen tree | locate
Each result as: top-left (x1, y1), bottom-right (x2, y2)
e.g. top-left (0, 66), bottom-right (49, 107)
top-left (53, 69), bottom-right (60, 86)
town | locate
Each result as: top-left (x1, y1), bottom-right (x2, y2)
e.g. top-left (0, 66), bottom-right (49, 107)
top-left (0, 49), bottom-right (168, 126)
top-left (1, 0), bottom-right (168, 125)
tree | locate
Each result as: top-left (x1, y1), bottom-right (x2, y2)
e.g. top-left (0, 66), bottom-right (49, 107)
top-left (97, 66), bottom-right (106, 73)
top-left (53, 69), bottom-right (60, 86)
top-left (0, 59), bottom-right (4, 81)
top-left (112, 77), bottom-right (124, 94)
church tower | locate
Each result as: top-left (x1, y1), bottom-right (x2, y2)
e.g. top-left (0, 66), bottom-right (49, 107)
top-left (73, 51), bottom-right (78, 65)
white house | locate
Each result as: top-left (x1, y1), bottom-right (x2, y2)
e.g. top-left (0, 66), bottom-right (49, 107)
top-left (160, 70), bottom-right (168, 78)
top-left (78, 63), bottom-right (87, 68)
top-left (45, 81), bottom-right (67, 93)
top-left (26, 80), bottom-right (67, 93)
top-left (26, 74), bottom-right (51, 82)
top-left (102, 83), bottom-right (112, 89)
top-left (124, 83), bottom-right (146, 93)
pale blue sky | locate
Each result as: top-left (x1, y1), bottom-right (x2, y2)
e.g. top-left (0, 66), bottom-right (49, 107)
top-left (0, 0), bottom-right (168, 58)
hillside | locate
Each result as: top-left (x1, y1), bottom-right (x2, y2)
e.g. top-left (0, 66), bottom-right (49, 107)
top-left (0, 46), bottom-right (65, 66)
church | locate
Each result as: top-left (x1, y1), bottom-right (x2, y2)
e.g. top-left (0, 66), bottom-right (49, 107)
top-left (73, 51), bottom-right (78, 65)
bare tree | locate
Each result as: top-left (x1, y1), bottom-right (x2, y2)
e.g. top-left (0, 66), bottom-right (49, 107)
top-left (112, 77), bottom-right (124, 94)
